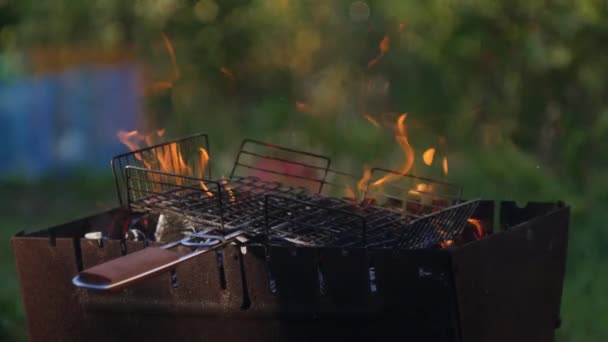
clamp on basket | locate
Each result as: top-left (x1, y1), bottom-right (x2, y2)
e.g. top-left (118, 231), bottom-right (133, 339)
top-left (72, 230), bottom-right (245, 291)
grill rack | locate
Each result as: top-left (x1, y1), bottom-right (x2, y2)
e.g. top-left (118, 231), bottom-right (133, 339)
top-left (125, 166), bottom-right (479, 249)
top-left (112, 132), bottom-right (211, 205)
top-left (113, 134), bottom-right (462, 215)
top-left (363, 167), bottom-right (463, 214)
top-left (229, 139), bottom-right (331, 193)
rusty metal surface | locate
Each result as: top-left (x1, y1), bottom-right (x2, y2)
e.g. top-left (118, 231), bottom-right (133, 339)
top-left (12, 237), bottom-right (84, 342)
top-left (12, 201), bottom-right (569, 342)
top-left (450, 204), bottom-right (569, 342)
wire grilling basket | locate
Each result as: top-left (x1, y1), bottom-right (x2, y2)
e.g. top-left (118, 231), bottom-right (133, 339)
top-left (112, 132), bottom-right (478, 250)
top-left (70, 132), bottom-right (482, 292)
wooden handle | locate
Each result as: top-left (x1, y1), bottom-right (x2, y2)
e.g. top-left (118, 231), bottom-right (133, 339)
top-left (76, 247), bottom-right (180, 290)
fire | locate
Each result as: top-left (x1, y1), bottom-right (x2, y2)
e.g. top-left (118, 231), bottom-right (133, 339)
top-left (368, 35), bottom-right (390, 68)
top-left (467, 218), bottom-right (484, 239)
top-left (117, 130), bottom-right (144, 158)
top-left (221, 176), bottom-right (236, 203)
top-left (198, 147), bottom-right (213, 196)
top-left (422, 148), bottom-right (436, 166)
top-left (148, 33), bottom-right (179, 93)
top-left (117, 130), bottom-right (212, 194)
top-left (357, 166), bottom-right (372, 194)
top-left (442, 156), bottom-right (449, 175)
top-left (409, 183), bottom-right (431, 195)
top-left (198, 147), bottom-right (209, 177)
top-left (155, 143), bottom-right (192, 178)
top-left (161, 32), bottom-right (179, 83)
top-left (363, 114), bottom-right (380, 128)
top-left (345, 185), bottom-right (356, 199)
top-left (440, 239), bottom-right (454, 248)
top-left (372, 113), bottom-right (414, 186)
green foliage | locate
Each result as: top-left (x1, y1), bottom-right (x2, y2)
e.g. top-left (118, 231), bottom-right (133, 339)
top-left (1, 1), bottom-right (608, 341)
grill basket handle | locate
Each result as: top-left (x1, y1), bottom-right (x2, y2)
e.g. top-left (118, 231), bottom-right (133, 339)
top-left (73, 231), bottom-right (244, 291)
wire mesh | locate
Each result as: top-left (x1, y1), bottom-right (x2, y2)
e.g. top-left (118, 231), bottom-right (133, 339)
top-left (126, 166), bottom-right (310, 232)
top-left (229, 139), bottom-right (331, 194)
top-left (363, 167), bottom-right (463, 215)
top-left (112, 133), bottom-right (211, 205)
top-left (396, 200), bottom-right (480, 249)
top-left (126, 166), bottom-right (479, 249)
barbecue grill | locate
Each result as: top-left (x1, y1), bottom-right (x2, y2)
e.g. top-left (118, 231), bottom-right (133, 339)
top-left (11, 133), bottom-right (569, 342)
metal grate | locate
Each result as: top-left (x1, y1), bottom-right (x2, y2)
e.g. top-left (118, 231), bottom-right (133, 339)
top-left (126, 166), bottom-right (479, 249)
top-left (363, 167), bottom-right (463, 213)
top-left (396, 199), bottom-right (479, 249)
top-left (229, 139), bottom-right (331, 194)
top-left (112, 133), bottom-right (211, 205)
top-left (126, 166), bottom-right (309, 232)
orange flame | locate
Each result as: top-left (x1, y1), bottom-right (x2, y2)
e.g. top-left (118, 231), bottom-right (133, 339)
top-left (363, 114), bottom-right (381, 128)
top-left (423, 148), bottom-right (436, 166)
top-left (368, 35), bottom-right (390, 68)
top-left (221, 176), bottom-right (236, 202)
top-left (467, 218), bottom-right (484, 239)
top-left (372, 113), bottom-right (414, 186)
top-left (117, 130), bottom-right (212, 194)
top-left (345, 185), bottom-right (356, 199)
top-left (198, 148), bottom-right (213, 196)
top-left (409, 183), bottom-right (431, 195)
top-left (357, 166), bottom-right (372, 194)
top-left (117, 130), bottom-right (144, 158)
top-left (198, 147), bottom-right (209, 176)
top-left (161, 32), bottom-right (179, 83)
top-left (440, 239), bottom-right (454, 248)
top-left (442, 156), bottom-right (449, 175)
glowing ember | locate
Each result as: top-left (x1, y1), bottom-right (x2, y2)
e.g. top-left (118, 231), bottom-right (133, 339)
top-left (368, 35), bottom-right (390, 68)
top-left (363, 114), bottom-right (381, 128)
top-left (440, 239), bottom-right (454, 248)
top-left (372, 113), bottom-right (414, 186)
top-left (423, 148), bottom-right (436, 166)
top-left (468, 218), bottom-right (484, 239)
top-left (442, 156), bottom-right (449, 175)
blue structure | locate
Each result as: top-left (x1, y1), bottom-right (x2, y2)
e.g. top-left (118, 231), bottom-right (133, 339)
top-left (0, 64), bottom-right (141, 178)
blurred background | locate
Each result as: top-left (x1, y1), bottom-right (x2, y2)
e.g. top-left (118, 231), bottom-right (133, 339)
top-left (0, 0), bottom-right (606, 340)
